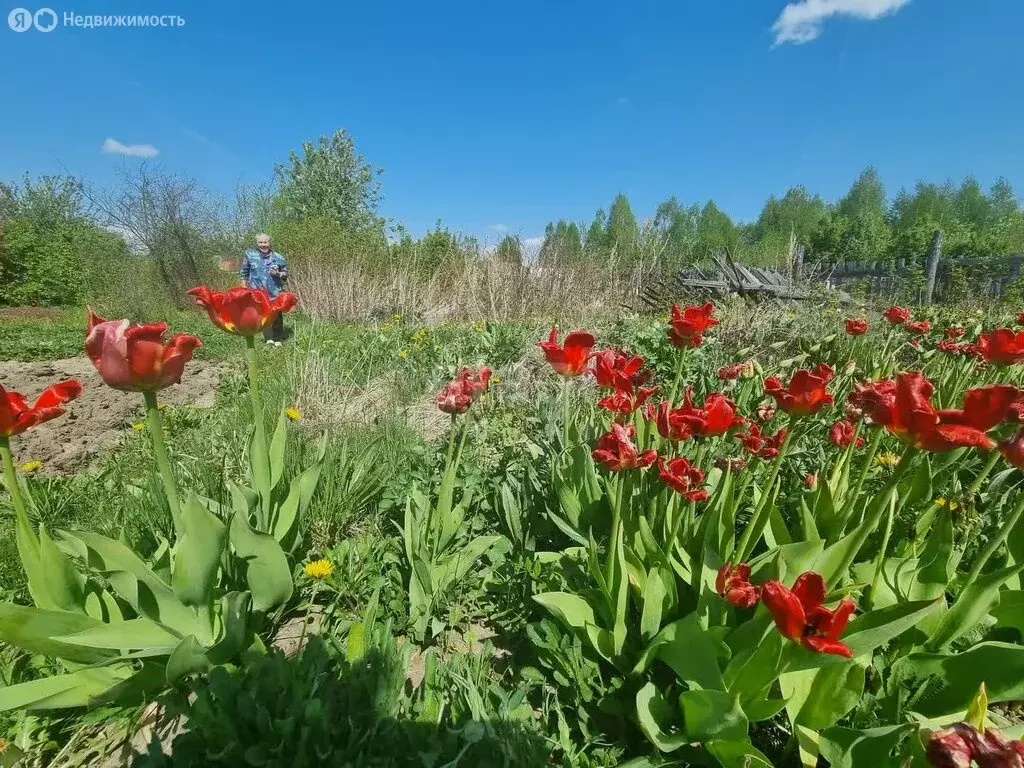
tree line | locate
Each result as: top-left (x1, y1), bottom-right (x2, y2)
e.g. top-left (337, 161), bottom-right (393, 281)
top-left (524, 168), bottom-right (1024, 272)
top-left (4, 130), bottom-right (1024, 314)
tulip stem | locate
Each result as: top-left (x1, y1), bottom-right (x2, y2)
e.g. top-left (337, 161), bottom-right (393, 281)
top-left (827, 447), bottom-right (917, 588)
top-left (244, 335), bottom-right (271, 498)
top-left (143, 390), bottom-right (182, 536)
top-left (966, 488), bottom-right (1024, 585)
top-left (734, 427), bottom-right (794, 563)
top-left (840, 427), bottom-right (884, 531)
top-left (967, 450), bottom-right (1002, 498)
top-left (562, 379), bottom-right (570, 449)
top-left (0, 437), bottom-right (32, 542)
top-left (669, 352), bottom-right (685, 405)
top-left (865, 493), bottom-right (897, 610)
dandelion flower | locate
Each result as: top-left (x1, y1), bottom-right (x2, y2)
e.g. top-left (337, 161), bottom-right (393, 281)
top-left (19, 460), bottom-right (42, 473)
top-left (934, 497), bottom-right (960, 511)
top-left (399, 349), bottom-right (409, 359)
top-left (303, 558), bottom-right (334, 580)
top-left (491, 375), bottom-right (502, 384)
top-left (876, 452), bottom-right (900, 467)
top-left (285, 407), bottom-right (302, 421)
top-left (132, 422), bottom-right (146, 431)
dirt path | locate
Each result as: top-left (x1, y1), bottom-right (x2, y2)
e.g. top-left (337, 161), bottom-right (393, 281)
top-left (0, 357), bottom-right (227, 474)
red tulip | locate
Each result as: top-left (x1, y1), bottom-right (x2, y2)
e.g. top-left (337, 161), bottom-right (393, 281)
top-left (978, 329), bottom-right (1024, 366)
top-left (592, 423), bottom-right (656, 472)
top-left (598, 380), bottom-right (658, 415)
top-left (590, 349), bottom-right (651, 389)
top-left (0, 380), bottom-right (82, 437)
top-left (735, 423), bottom-right (788, 460)
top-left (883, 306), bottom-right (911, 325)
top-left (187, 286), bottom-right (298, 336)
top-left (669, 389), bottom-right (745, 437)
top-left (656, 456), bottom-right (708, 502)
top-left (717, 363), bottom-right (744, 381)
top-left (856, 372), bottom-right (1022, 452)
top-left (926, 725), bottom-right (976, 768)
top-left (667, 302), bottom-right (718, 349)
top-left (435, 379), bottom-right (472, 415)
top-left (86, 310), bottom-right (202, 392)
top-left (1000, 429), bottom-right (1024, 469)
top-left (538, 329), bottom-right (595, 377)
top-left (755, 402), bottom-right (776, 422)
top-left (646, 401), bottom-right (692, 442)
top-left (804, 473), bottom-right (818, 490)
top-left (456, 366), bottom-right (492, 400)
top-left (829, 419), bottom-right (865, 449)
top-left (845, 319), bottom-right (868, 336)
top-left (1018, 313), bottom-right (1024, 326)
top-left (715, 562), bottom-right (760, 609)
top-left (760, 572), bottom-right (855, 657)
top-left (714, 455), bottom-right (747, 472)
top-left (763, 364), bottom-right (835, 417)
top-left (926, 723), bottom-right (1024, 768)
top-left (905, 320), bottom-right (931, 335)
top-left (945, 326), bottom-right (966, 339)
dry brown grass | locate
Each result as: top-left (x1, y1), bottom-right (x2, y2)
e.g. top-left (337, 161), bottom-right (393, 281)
top-left (289, 256), bottom-right (654, 324)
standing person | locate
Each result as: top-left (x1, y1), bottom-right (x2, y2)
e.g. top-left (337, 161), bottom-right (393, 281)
top-left (241, 234), bottom-right (289, 346)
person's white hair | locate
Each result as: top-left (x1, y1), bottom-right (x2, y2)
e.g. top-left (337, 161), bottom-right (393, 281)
top-left (255, 233), bottom-right (271, 243)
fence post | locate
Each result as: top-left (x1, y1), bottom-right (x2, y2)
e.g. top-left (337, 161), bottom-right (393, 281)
top-left (791, 243), bottom-right (805, 283)
top-left (924, 229), bottom-right (943, 304)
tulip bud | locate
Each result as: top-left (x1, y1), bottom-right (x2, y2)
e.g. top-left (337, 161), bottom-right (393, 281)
top-left (1001, 429), bottom-right (1024, 470)
top-left (756, 403), bottom-right (776, 422)
top-left (714, 456), bottom-right (747, 472)
top-left (845, 402), bottom-right (864, 422)
top-left (804, 473), bottom-right (818, 490)
top-left (926, 726), bottom-right (975, 768)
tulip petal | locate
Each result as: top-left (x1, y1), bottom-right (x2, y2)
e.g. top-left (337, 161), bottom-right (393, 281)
top-left (791, 572), bottom-right (827, 614)
top-left (761, 581), bottom-right (806, 640)
top-left (32, 380), bottom-right (83, 409)
top-left (802, 636), bottom-right (853, 657)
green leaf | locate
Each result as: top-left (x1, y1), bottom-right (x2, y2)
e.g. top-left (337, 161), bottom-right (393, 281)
top-left (992, 589), bottom-right (1024, 634)
top-left (818, 725), bottom-right (914, 768)
top-left (679, 689), bottom-right (748, 742)
top-left (793, 661), bottom-right (866, 730)
top-left (230, 512), bottom-right (293, 612)
top-left (172, 495), bottom-right (228, 607)
top-left (705, 740), bottom-right (773, 767)
top-left (533, 592), bottom-right (597, 633)
top-left (0, 603), bottom-right (114, 664)
top-left (208, 591), bottom-right (252, 664)
top-left (61, 530), bottom-right (205, 639)
top-left (165, 635), bottom-right (211, 684)
top-left (0, 667), bottom-right (132, 712)
top-left (37, 524), bottom-right (85, 613)
top-left (635, 682), bottom-right (688, 753)
top-left (55, 617), bottom-right (181, 653)
top-left (249, 422), bottom-right (271, 507)
top-left (640, 566), bottom-right (672, 643)
top-left (842, 599), bottom-right (941, 658)
top-left (269, 409), bottom-right (288, 490)
top-left (898, 642), bottom-right (1024, 716)
top-left (965, 683), bottom-right (988, 731)
top-left (926, 563), bottom-right (1024, 651)
top-left (634, 613), bottom-right (725, 691)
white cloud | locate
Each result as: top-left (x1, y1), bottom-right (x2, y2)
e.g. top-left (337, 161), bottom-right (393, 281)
top-left (772, 0), bottom-right (911, 46)
top-left (102, 137), bottom-right (160, 158)
top-left (522, 236), bottom-right (544, 253)
top-left (615, 96), bottom-right (631, 108)
top-left (489, 223), bottom-right (508, 234)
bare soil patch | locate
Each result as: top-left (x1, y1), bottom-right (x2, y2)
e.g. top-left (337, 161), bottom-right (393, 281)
top-left (0, 357), bottom-right (228, 474)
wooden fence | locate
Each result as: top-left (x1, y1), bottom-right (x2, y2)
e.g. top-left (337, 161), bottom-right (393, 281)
top-left (793, 230), bottom-right (1024, 303)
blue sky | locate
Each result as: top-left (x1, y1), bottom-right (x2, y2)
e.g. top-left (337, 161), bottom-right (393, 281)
top-left (2, 0), bottom-right (1023, 247)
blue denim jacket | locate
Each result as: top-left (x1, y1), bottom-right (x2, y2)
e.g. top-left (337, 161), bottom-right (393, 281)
top-left (240, 249), bottom-right (288, 297)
